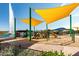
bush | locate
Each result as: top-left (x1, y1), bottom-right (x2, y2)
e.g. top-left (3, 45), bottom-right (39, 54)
top-left (41, 50), bottom-right (65, 56)
top-left (0, 45), bottom-right (65, 56)
top-left (0, 46), bottom-right (14, 56)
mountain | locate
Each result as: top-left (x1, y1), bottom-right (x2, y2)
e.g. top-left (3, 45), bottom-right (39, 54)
top-left (54, 28), bottom-right (66, 31)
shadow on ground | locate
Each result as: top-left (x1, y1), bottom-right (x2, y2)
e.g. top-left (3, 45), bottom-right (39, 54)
top-left (72, 51), bottom-right (79, 56)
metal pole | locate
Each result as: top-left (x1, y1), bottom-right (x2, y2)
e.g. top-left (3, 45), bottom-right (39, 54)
top-left (29, 8), bottom-right (32, 41)
top-left (33, 26), bottom-right (35, 38)
top-left (70, 15), bottom-right (72, 36)
top-left (34, 26), bottom-right (35, 33)
top-left (46, 24), bottom-right (49, 40)
top-left (70, 15), bottom-right (75, 42)
top-left (14, 18), bottom-right (16, 39)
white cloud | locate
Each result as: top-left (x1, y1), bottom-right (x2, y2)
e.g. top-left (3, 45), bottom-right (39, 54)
top-left (60, 3), bottom-right (70, 6)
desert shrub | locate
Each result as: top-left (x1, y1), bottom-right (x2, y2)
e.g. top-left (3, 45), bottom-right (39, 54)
top-left (41, 50), bottom-right (64, 56)
top-left (0, 46), bottom-right (14, 56)
top-left (0, 45), bottom-right (65, 56)
top-left (0, 44), bottom-right (4, 50)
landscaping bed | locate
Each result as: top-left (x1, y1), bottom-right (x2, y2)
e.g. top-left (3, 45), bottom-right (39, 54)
top-left (0, 45), bottom-right (65, 56)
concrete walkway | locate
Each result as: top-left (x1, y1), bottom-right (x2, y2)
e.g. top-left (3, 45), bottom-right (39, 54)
top-left (28, 43), bottom-right (79, 56)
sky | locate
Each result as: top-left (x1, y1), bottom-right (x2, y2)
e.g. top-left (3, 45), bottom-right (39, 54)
top-left (0, 3), bottom-right (79, 31)
top-left (0, 3), bottom-right (9, 31)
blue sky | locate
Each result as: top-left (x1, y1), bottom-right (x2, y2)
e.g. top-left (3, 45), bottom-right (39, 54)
top-left (0, 3), bottom-right (9, 31)
top-left (0, 3), bottom-right (79, 31)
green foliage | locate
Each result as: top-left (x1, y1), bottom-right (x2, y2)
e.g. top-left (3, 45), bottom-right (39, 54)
top-left (41, 50), bottom-right (64, 56)
top-left (0, 45), bottom-right (65, 56)
top-left (0, 46), bottom-right (14, 56)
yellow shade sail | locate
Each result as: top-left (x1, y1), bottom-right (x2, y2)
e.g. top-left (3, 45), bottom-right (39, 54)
top-left (35, 3), bottom-right (79, 24)
top-left (21, 18), bottom-right (43, 26)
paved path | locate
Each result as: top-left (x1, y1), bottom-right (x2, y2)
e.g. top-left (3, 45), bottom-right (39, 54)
top-left (28, 43), bottom-right (79, 56)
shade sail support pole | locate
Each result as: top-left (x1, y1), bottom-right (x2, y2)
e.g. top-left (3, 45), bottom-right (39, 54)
top-left (33, 26), bottom-right (35, 38)
top-left (70, 15), bottom-right (75, 42)
top-left (70, 15), bottom-right (72, 36)
top-left (34, 26), bottom-right (35, 32)
top-left (14, 18), bottom-right (16, 39)
top-left (46, 24), bottom-right (49, 41)
top-left (29, 8), bottom-right (32, 41)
